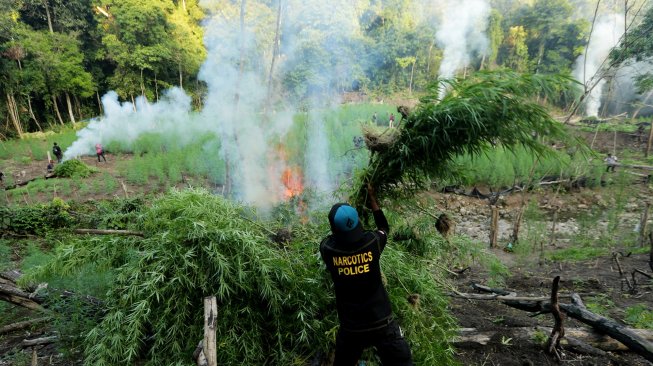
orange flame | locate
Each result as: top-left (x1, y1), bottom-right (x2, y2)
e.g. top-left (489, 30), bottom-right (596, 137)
top-left (282, 166), bottom-right (304, 199)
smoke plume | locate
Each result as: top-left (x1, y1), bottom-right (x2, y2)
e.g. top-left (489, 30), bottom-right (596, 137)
top-left (573, 14), bottom-right (625, 117)
top-left (436, 0), bottom-right (490, 93)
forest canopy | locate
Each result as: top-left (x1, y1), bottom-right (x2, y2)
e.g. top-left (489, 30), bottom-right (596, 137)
top-left (1, 0), bottom-right (651, 138)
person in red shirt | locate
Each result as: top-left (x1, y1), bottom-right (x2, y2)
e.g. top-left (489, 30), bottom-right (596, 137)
top-left (96, 143), bottom-right (107, 162)
top-left (320, 185), bottom-right (413, 366)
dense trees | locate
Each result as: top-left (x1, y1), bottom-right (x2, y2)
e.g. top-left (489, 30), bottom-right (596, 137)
top-left (1, 0), bottom-right (651, 137)
top-left (0, 0), bottom-right (205, 137)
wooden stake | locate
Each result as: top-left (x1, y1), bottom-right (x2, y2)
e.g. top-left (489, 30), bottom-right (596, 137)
top-left (489, 206), bottom-right (499, 248)
top-left (647, 116), bottom-right (653, 158)
top-left (649, 231), bottom-right (653, 273)
top-left (639, 203), bottom-right (650, 248)
top-left (31, 347), bottom-right (37, 366)
top-left (203, 296), bottom-right (218, 366)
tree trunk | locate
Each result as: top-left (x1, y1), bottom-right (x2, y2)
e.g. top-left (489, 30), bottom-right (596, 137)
top-left (51, 95), bottom-right (64, 125)
top-left (26, 97), bottom-right (42, 131)
top-left (140, 69), bottom-right (145, 98)
top-left (155, 74), bottom-right (159, 102)
top-left (74, 94), bottom-right (82, 120)
top-left (182, 0), bottom-right (187, 12)
top-left (43, 0), bottom-right (53, 33)
top-left (65, 93), bottom-right (76, 124)
top-left (409, 59), bottom-right (415, 94)
top-left (6, 93), bottom-right (24, 138)
top-left (266, 0), bottom-right (283, 108)
top-left (96, 91), bottom-right (103, 115)
top-left (179, 62), bottom-right (183, 89)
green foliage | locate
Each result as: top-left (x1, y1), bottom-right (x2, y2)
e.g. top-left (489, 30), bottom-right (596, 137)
top-left (54, 159), bottom-right (97, 178)
top-left (625, 304), bottom-right (653, 329)
top-left (353, 70), bottom-right (579, 206)
top-left (25, 189), bottom-right (457, 365)
top-left (584, 294), bottom-right (614, 317)
top-left (0, 239), bottom-right (11, 271)
top-left (486, 257), bottom-right (511, 288)
top-left (0, 198), bottom-right (74, 234)
top-left (547, 246), bottom-right (609, 261)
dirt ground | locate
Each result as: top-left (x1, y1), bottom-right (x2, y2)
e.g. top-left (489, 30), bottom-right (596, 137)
top-left (450, 250), bottom-right (652, 366)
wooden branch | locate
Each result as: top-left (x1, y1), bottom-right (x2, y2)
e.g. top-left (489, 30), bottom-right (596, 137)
top-left (0, 283), bottom-right (44, 311)
top-left (613, 252), bottom-right (625, 276)
top-left (20, 336), bottom-right (57, 348)
top-left (633, 269), bottom-right (652, 279)
top-left (546, 276), bottom-right (564, 360)
top-left (73, 228), bottom-right (144, 237)
top-left (194, 341), bottom-right (208, 366)
top-left (0, 318), bottom-right (50, 335)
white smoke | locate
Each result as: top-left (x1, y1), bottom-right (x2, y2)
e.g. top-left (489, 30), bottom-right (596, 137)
top-left (64, 88), bottom-right (200, 159)
top-left (305, 112), bottom-right (332, 195)
top-left (62, 0), bottom-right (453, 208)
top-left (573, 14), bottom-right (625, 117)
top-left (436, 0), bottom-right (490, 91)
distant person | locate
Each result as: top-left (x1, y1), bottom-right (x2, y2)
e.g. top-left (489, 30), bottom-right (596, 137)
top-left (604, 153), bottom-right (618, 172)
top-left (96, 143), bottom-right (107, 162)
top-left (389, 113), bottom-right (395, 128)
top-left (0, 170), bottom-right (4, 184)
top-left (372, 112), bottom-right (378, 125)
top-left (47, 160), bottom-right (54, 174)
top-left (637, 124), bottom-right (645, 143)
top-left (52, 142), bottom-right (63, 163)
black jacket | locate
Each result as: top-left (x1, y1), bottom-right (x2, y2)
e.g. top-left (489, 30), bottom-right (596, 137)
top-left (320, 210), bottom-right (392, 331)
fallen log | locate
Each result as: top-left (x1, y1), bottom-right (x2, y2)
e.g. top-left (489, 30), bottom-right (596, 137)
top-left (0, 283), bottom-right (44, 311)
top-left (462, 285), bottom-right (653, 362)
top-left (73, 228), bottom-right (144, 237)
top-left (0, 318), bottom-right (50, 335)
top-left (454, 326), bottom-right (653, 352)
top-left (561, 294), bottom-right (653, 362)
top-left (20, 336), bottom-right (57, 348)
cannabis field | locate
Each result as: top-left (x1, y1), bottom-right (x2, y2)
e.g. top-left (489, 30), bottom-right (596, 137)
top-left (2, 101), bottom-right (653, 366)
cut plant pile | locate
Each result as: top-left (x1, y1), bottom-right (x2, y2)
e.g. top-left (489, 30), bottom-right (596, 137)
top-left (18, 189), bottom-right (457, 365)
top-left (53, 159), bottom-right (97, 178)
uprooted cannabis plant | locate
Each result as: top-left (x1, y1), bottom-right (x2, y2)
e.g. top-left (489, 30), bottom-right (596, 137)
top-left (353, 70), bottom-right (581, 206)
top-left (23, 189), bottom-right (457, 365)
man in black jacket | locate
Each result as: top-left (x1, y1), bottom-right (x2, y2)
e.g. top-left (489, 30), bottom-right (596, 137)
top-left (320, 185), bottom-right (413, 366)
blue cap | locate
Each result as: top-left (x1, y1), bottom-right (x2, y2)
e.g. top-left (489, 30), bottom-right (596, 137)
top-left (333, 205), bottom-right (359, 232)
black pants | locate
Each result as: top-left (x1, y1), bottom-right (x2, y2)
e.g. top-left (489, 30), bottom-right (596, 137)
top-left (55, 153), bottom-right (62, 163)
top-left (97, 152), bottom-right (106, 162)
top-left (334, 320), bottom-right (413, 366)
